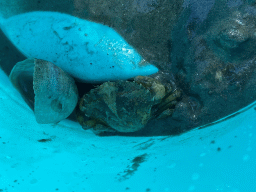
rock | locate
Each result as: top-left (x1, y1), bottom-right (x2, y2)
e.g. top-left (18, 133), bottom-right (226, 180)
top-left (170, 4), bottom-right (256, 129)
top-left (77, 76), bottom-right (182, 133)
top-left (78, 81), bottom-right (155, 132)
top-left (134, 75), bottom-right (166, 103)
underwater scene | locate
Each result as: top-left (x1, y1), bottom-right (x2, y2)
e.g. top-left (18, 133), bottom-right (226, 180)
top-left (0, 0), bottom-right (255, 191)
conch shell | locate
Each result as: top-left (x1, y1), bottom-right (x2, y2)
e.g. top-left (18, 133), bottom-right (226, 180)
top-left (9, 58), bottom-right (78, 124)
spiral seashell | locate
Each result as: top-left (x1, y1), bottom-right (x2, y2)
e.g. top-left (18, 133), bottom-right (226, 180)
top-left (9, 58), bottom-right (78, 124)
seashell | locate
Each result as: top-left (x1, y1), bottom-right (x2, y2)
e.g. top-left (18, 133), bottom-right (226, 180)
top-left (0, 11), bottom-right (158, 83)
top-left (78, 81), bottom-right (155, 133)
top-left (9, 58), bottom-right (78, 124)
top-left (8, 58), bottom-right (35, 109)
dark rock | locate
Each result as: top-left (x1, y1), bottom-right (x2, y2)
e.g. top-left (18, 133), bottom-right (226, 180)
top-left (170, 3), bottom-right (256, 129)
top-left (79, 81), bottom-right (154, 132)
